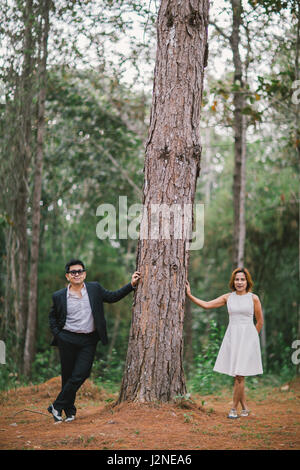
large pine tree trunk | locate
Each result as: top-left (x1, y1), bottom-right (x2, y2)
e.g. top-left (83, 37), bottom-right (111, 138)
top-left (295, 2), bottom-right (300, 376)
top-left (118, 0), bottom-right (209, 403)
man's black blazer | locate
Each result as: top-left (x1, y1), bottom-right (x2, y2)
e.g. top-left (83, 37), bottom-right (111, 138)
top-left (49, 281), bottom-right (134, 346)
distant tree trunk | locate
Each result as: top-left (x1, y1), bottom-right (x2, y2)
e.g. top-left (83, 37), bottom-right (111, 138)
top-left (118, 0), bottom-right (209, 403)
top-left (3, 226), bottom-right (13, 335)
top-left (15, 0), bottom-right (35, 349)
top-left (230, 0), bottom-right (246, 269)
top-left (24, 0), bottom-right (50, 376)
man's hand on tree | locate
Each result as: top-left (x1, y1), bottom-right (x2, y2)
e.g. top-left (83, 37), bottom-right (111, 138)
top-left (131, 271), bottom-right (141, 288)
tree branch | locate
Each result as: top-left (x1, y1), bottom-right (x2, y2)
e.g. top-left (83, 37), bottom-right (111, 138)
top-left (11, 409), bottom-right (50, 418)
top-left (95, 145), bottom-right (142, 198)
top-left (209, 21), bottom-right (230, 41)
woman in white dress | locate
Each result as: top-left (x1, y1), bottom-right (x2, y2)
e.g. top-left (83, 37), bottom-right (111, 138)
top-left (186, 268), bottom-right (264, 419)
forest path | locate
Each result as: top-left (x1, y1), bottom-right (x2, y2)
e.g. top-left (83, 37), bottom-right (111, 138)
top-left (0, 376), bottom-right (299, 450)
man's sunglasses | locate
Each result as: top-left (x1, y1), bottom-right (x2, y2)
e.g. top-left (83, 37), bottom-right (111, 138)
top-left (67, 269), bottom-right (86, 276)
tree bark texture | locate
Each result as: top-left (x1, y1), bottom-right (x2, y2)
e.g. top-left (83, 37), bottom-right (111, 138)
top-left (118, 0), bottom-right (209, 403)
top-left (230, 0), bottom-right (246, 269)
top-left (295, 2), bottom-right (300, 376)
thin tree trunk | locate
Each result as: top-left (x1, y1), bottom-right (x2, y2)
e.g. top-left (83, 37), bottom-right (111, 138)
top-left (2, 226), bottom-right (18, 338)
top-left (3, 226), bottom-right (12, 335)
top-left (24, 0), bottom-right (50, 376)
top-left (11, 232), bottom-right (19, 331)
top-left (15, 0), bottom-right (35, 349)
top-left (230, 0), bottom-right (246, 269)
top-left (118, 0), bottom-right (209, 403)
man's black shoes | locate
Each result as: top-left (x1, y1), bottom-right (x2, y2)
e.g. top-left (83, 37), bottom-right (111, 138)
top-left (47, 404), bottom-right (63, 423)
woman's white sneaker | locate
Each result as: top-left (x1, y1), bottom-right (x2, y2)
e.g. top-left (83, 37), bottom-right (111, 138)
top-left (227, 408), bottom-right (238, 419)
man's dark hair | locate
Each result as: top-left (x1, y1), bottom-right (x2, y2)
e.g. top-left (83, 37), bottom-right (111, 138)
top-left (65, 259), bottom-right (85, 273)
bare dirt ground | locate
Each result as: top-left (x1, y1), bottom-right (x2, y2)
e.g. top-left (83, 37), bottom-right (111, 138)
top-left (0, 376), bottom-right (299, 450)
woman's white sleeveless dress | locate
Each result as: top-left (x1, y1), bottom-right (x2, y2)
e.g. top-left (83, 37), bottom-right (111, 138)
top-left (213, 291), bottom-right (263, 377)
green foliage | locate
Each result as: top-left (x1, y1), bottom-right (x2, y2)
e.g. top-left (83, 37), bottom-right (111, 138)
top-left (248, 0), bottom-right (297, 14)
top-left (0, 334), bottom-right (60, 390)
top-left (210, 77), bottom-right (264, 126)
top-left (31, 349), bottom-right (61, 384)
top-left (0, 357), bottom-right (22, 391)
top-left (188, 320), bottom-right (232, 395)
top-left (92, 349), bottom-right (124, 392)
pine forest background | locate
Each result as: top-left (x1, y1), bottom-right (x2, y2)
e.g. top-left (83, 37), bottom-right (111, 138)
top-left (0, 0), bottom-right (299, 394)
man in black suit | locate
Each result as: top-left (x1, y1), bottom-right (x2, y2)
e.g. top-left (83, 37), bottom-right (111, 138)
top-left (48, 258), bottom-right (140, 422)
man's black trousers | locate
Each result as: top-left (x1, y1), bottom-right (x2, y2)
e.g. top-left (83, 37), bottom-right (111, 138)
top-left (53, 329), bottom-right (98, 416)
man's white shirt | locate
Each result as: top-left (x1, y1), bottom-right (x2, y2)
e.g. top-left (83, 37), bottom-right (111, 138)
top-left (63, 283), bottom-right (95, 333)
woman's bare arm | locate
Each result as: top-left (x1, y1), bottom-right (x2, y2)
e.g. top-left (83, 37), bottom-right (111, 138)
top-left (186, 281), bottom-right (230, 309)
top-left (253, 294), bottom-right (264, 333)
